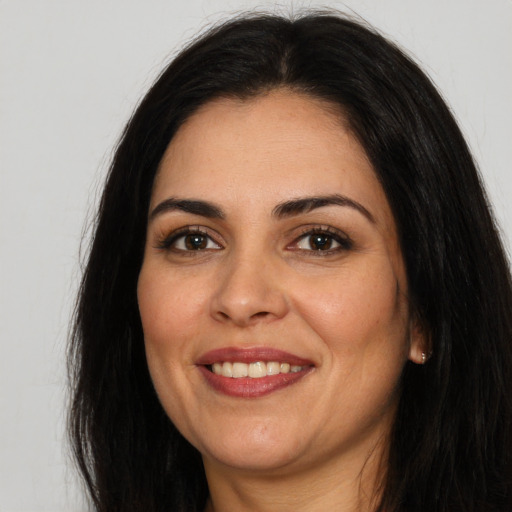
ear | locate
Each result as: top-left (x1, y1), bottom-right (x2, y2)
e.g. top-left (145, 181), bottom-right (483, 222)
top-left (408, 316), bottom-right (430, 365)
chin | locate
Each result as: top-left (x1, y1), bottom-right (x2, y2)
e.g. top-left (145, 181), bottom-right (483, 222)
top-left (206, 447), bottom-right (302, 473)
top-left (195, 420), bottom-right (305, 472)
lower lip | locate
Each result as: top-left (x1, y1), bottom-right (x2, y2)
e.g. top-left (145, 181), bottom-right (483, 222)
top-left (198, 366), bottom-right (313, 398)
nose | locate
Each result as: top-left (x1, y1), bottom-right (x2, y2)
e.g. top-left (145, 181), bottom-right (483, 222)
top-left (210, 253), bottom-right (289, 327)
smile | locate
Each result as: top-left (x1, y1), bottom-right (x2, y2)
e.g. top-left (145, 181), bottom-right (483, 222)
top-left (196, 347), bottom-right (314, 398)
top-left (210, 361), bottom-right (305, 378)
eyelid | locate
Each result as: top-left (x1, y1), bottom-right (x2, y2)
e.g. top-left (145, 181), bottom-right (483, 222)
top-left (152, 223), bottom-right (352, 255)
top-left (154, 225), bottom-right (223, 251)
top-left (287, 225), bottom-right (353, 253)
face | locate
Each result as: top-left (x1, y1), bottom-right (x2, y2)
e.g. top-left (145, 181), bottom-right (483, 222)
top-left (137, 91), bottom-right (424, 478)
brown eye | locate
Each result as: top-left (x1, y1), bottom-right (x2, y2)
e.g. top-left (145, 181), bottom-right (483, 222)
top-left (308, 234), bottom-right (336, 250)
top-left (163, 230), bottom-right (222, 252)
top-left (184, 233), bottom-right (208, 250)
top-left (296, 233), bottom-right (341, 251)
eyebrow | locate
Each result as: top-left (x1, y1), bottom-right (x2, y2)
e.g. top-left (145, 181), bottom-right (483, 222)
top-left (149, 198), bottom-right (225, 221)
top-left (149, 194), bottom-right (374, 223)
top-left (272, 194), bottom-right (375, 223)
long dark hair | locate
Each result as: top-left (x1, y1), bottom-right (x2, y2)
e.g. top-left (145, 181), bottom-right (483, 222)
top-left (69, 11), bottom-right (512, 511)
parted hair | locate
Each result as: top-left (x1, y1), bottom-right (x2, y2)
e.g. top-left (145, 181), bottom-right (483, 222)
top-left (69, 11), bottom-right (512, 511)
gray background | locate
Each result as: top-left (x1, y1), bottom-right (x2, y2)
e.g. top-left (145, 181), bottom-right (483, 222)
top-left (1, 0), bottom-right (511, 510)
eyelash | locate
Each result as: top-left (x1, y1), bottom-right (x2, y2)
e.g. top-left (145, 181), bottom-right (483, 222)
top-left (155, 226), bottom-right (222, 253)
top-left (290, 227), bottom-right (353, 255)
top-left (154, 225), bottom-right (353, 255)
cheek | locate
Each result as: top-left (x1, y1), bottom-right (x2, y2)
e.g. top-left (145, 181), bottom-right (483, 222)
top-left (294, 260), bottom-right (408, 356)
top-left (137, 267), bottom-right (209, 381)
top-left (138, 267), bottom-right (201, 340)
top-left (137, 267), bottom-right (206, 425)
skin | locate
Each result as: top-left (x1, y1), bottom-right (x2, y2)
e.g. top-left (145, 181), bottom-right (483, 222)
top-left (137, 90), bottom-right (425, 511)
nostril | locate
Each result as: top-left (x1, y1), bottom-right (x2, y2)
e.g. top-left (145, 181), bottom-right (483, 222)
top-left (252, 311), bottom-right (270, 318)
top-left (213, 308), bottom-right (274, 326)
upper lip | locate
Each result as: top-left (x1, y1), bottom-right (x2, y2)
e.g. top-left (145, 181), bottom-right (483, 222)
top-left (196, 347), bottom-right (314, 367)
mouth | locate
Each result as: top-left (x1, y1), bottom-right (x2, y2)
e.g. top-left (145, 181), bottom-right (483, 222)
top-left (196, 347), bottom-right (314, 398)
top-left (209, 361), bottom-right (307, 378)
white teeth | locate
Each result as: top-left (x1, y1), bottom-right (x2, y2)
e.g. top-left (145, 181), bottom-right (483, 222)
top-left (222, 361), bottom-right (233, 377)
top-left (210, 361), bottom-right (306, 378)
top-left (232, 362), bottom-right (248, 378)
top-left (280, 363), bottom-right (290, 374)
top-left (248, 361), bottom-right (266, 378)
top-left (266, 362), bottom-right (280, 375)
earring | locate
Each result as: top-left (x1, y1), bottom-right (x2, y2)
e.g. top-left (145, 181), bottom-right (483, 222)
top-left (421, 352), bottom-right (426, 364)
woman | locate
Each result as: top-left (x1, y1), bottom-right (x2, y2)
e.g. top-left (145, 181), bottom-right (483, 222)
top-left (69, 11), bottom-right (512, 512)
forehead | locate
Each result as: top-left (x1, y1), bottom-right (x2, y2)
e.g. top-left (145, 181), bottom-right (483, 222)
top-left (152, 90), bottom-right (392, 230)
top-left (154, 91), bottom-right (359, 186)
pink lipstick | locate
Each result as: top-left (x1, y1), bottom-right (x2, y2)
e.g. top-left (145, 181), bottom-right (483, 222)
top-left (196, 347), bottom-right (314, 398)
